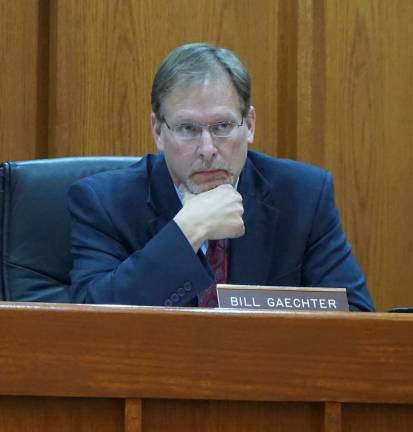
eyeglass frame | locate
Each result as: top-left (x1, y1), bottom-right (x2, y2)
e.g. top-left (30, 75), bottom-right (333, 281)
top-left (161, 117), bottom-right (245, 141)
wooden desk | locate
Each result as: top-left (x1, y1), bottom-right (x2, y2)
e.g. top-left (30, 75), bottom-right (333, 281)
top-left (0, 303), bottom-right (412, 431)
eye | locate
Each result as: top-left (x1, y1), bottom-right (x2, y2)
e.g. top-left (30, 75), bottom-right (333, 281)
top-left (215, 121), bottom-right (233, 131)
top-left (211, 121), bottom-right (236, 136)
top-left (175, 123), bottom-right (199, 135)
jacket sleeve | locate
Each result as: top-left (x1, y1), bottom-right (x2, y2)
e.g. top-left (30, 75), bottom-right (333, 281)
top-left (302, 171), bottom-right (375, 312)
top-left (68, 180), bottom-right (213, 306)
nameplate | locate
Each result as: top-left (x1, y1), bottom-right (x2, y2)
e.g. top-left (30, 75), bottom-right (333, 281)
top-left (216, 284), bottom-right (349, 312)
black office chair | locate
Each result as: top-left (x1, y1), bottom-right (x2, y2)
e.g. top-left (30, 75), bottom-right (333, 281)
top-left (0, 156), bottom-right (140, 302)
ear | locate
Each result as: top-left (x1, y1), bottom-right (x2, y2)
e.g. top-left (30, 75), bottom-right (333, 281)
top-left (150, 112), bottom-right (164, 151)
top-left (246, 106), bottom-right (256, 145)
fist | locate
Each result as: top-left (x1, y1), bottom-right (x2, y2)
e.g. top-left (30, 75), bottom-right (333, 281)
top-left (174, 184), bottom-right (245, 252)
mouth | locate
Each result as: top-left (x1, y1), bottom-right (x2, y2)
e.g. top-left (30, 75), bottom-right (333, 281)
top-left (194, 169), bottom-right (227, 176)
top-left (185, 169), bottom-right (234, 193)
top-left (191, 169), bottom-right (229, 182)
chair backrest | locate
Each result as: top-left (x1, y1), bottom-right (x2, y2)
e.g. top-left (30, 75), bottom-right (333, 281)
top-left (0, 156), bottom-right (140, 302)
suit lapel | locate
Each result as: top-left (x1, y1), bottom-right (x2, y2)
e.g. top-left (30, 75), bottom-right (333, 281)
top-left (146, 155), bottom-right (182, 233)
top-left (229, 158), bottom-right (280, 285)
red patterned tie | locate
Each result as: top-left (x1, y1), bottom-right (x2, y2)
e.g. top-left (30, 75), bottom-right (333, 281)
top-left (199, 239), bottom-right (228, 307)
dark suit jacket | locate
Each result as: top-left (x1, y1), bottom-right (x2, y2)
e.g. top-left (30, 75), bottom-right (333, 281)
top-left (68, 151), bottom-right (374, 311)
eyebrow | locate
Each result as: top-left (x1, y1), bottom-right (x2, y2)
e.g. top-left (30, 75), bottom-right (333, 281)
top-left (172, 114), bottom-right (239, 124)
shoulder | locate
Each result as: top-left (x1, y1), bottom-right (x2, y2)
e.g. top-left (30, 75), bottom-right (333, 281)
top-left (246, 150), bottom-right (331, 196)
top-left (69, 153), bottom-right (161, 198)
top-left (67, 154), bottom-right (167, 236)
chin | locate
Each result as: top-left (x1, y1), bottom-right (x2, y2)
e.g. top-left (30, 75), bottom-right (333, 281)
top-left (185, 176), bottom-right (235, 194)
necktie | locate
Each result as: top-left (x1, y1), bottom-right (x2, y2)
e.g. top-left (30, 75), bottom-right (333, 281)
top-left (199, 239), bottom-right (228, 307)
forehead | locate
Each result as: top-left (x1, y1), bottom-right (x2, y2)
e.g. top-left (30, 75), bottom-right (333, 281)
top-left (162, 78), bottom-right (241, 121)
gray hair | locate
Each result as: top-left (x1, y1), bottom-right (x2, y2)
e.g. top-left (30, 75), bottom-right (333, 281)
top-left (151, 43), bottom-right (251, 121)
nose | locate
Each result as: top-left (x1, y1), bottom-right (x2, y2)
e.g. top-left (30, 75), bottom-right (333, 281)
top-left (196, 128), bottom-right (217, 160)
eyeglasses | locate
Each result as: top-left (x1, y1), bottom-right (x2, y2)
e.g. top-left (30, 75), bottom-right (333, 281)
top-left (163, 118), bottom-right (244, 141)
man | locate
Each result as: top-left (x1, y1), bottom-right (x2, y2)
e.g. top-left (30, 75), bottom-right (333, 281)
top-left (68, 43), bottom-right (374, 311)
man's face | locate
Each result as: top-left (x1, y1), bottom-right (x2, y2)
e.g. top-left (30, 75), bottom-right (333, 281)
top-left (151, 78), bottom-right (255, 194)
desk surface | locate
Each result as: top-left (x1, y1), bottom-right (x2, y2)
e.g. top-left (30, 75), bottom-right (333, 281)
top-left (0, 302), bottom-right (412, 404)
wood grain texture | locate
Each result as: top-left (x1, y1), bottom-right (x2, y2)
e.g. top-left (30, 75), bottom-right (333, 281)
top-left (277, 0), bottom-right (298, 158)
top-left (125, 399), bottom-right (142, 432)
top-left (324, 402), bottom-right (342, 432)
top-left (295, 0), bottom-right (413, 311)
top-left (0, 0), bottom-right (49, 161)
top-left (0, 396), bottom-right (123, 432)
top-left (0, 303), bottom-right (412, 404)
top-left (48, 0), bottom-right (280, 157)
top-left (142, 400), bottom-right (323, 432)
top-left (342, 404), bottom-right (413, 432)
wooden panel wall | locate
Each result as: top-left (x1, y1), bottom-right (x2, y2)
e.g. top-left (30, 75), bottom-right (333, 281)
top-left (48, 0), bottom-right (280, 157)
top-left (0, 0), bottom-right (48, 160)
top-left (294, 0), bottom-right (413, 310)
top-left (1, 0), bottom-right (412, 311)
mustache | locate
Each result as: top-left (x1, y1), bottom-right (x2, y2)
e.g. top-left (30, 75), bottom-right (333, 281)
top-left (190, 159), bottom-right (231, 174)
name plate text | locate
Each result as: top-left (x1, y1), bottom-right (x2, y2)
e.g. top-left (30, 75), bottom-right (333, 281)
top-left (217, 284), bottom-right (349, 312)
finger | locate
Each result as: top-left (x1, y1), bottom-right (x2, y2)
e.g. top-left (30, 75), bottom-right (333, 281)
top-left (215, 183), bottom-right (235, 191)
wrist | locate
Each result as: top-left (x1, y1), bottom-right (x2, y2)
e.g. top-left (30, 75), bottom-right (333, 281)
top-left (174, 210), bottom-right (206, 253)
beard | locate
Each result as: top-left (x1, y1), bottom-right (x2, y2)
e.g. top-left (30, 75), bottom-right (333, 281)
top-left (185, 174), bottom-right (235, 194)
top-left (184, 159), bottom-right (235, 194)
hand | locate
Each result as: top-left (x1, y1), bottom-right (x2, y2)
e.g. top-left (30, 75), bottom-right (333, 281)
top-left (174, 184), bottom-right (245, 252)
